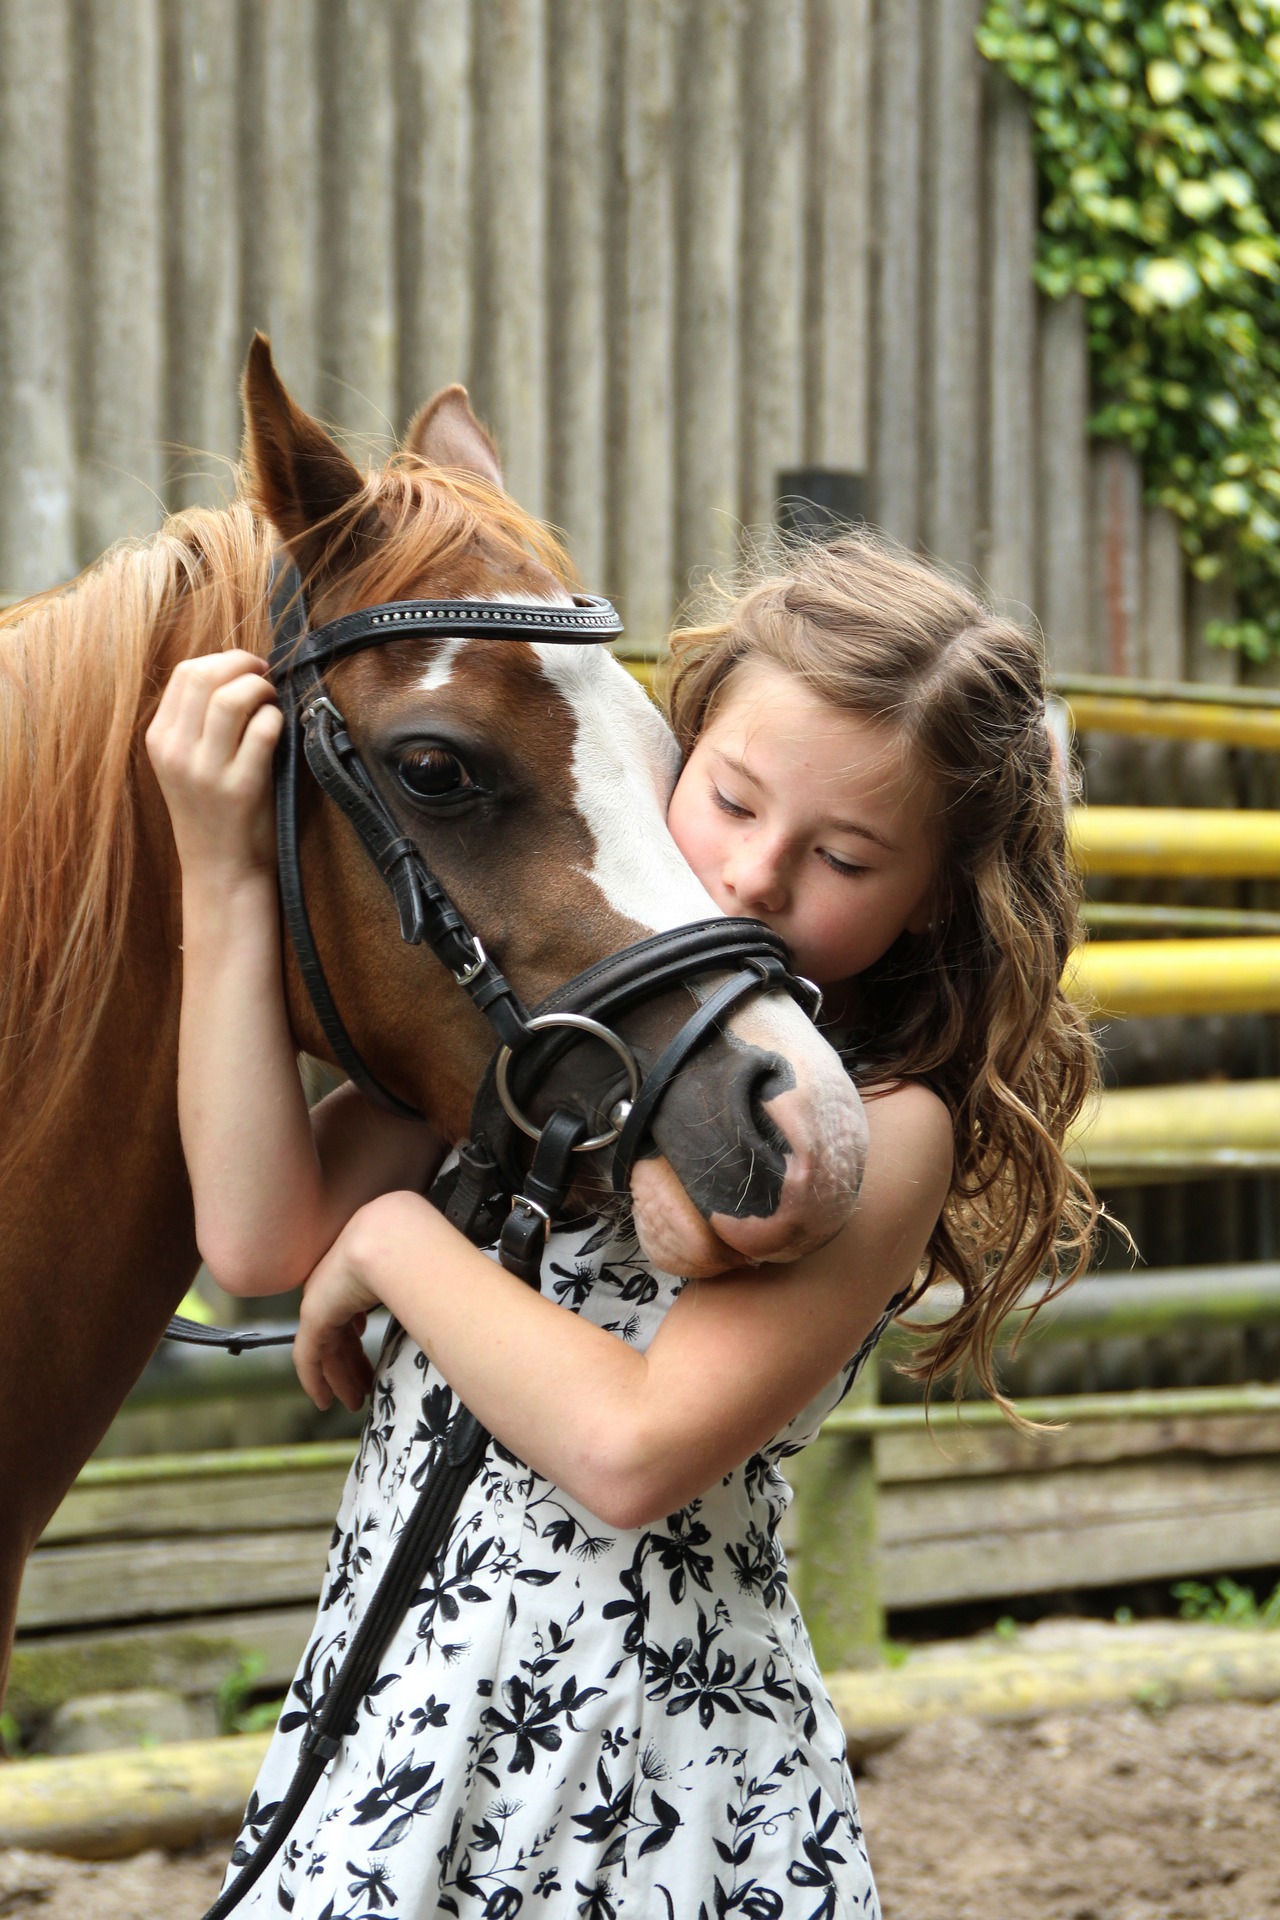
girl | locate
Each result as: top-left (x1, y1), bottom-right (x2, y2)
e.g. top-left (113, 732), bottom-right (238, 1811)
top-left (147, 532), bottom-right (1097, 1920)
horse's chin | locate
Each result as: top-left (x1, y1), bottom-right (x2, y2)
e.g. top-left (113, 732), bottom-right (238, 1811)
top-left (628, 1155), bottom-right (849, 1278)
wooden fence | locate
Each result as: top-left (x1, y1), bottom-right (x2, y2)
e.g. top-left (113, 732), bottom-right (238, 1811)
top-left (10, 1266), bottom-right (1280, 1730)
top-left (0, 0), bottom-right (1241, 677)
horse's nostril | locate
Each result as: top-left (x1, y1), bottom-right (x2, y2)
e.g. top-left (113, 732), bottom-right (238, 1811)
top-left (649, 1038), bottom-right (796, 1221)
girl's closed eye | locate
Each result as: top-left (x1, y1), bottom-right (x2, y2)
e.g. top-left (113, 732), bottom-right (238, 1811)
top-left (820, 849), bottom-right (870, 878)
top-left (712, 783), bottom-right (752, 819)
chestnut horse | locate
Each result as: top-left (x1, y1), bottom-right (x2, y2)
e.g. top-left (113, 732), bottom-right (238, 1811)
top-left (0, 339), bottom-right (866, 1699)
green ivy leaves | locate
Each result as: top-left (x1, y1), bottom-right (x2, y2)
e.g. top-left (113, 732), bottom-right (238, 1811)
top-left (979, 0), bottom-right (1280, 658)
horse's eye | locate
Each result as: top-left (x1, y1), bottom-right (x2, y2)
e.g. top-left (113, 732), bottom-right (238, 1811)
top-left (397, 748), bottom-right (473, 799)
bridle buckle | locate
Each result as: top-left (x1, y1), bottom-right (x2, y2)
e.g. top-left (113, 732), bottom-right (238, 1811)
top-left (451, 936), bottom-right (489, 989)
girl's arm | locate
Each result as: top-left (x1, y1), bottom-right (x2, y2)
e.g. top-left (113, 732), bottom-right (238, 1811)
top-left (294, 1079), bottom-right (953, 1527)
top-left (146, 652), bottom-right (442, 1296)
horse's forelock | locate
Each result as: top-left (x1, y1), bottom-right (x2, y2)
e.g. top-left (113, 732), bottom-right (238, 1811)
top-left (314, 462), bottom-right (578, 617)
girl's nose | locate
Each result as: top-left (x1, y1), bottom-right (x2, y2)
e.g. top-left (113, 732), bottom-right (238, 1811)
top-left (723, 836), bottom-right (789, 915)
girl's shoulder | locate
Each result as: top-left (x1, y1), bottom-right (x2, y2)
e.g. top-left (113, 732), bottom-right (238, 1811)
top-left (857, 1076), bottom-right (954, 1184)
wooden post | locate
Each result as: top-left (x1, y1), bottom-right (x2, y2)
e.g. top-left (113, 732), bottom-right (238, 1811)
top-left (0, 0), bottom-right (76, 595)
top-left (791, 1363), bottom-right (882, 1671)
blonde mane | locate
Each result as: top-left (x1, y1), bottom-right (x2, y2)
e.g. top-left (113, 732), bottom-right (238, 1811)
top-left (0, 462), bottom-right (573, 1184)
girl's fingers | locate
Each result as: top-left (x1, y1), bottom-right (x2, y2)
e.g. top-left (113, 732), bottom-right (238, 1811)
top-left (153, 651), bottom-right (269, 754)
top-left (200, 671), bottom-right (279, 767)
top-left (294, 1321), bottom-right (371, 1413)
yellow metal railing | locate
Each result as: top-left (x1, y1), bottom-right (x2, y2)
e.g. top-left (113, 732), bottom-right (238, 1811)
top-left (1071, 806), bottom-right (1280, 878)
top-left (1056, 673), bottom-right (1280, 752)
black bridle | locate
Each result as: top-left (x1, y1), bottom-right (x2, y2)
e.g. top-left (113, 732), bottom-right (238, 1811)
top-left (263, 555), bottom-right (818, 1193)
top-left (182, 558), bottom-right (820, 1916)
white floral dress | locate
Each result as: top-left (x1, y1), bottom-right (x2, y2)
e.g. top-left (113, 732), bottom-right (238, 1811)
top-left (224, 1210), bottom-right (887, 1920)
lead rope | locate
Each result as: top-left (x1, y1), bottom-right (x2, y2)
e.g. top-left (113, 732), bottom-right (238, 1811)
top-left (199, 1110), bottom-right (587, 1920)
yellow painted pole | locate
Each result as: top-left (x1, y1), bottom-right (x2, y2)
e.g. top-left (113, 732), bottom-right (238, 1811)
top-left (1065, 1079), bottom-right (1280, 1180)
top-left (1067, 937), bottom-right (1280, 1017)
top-left (1063, 692), bottom-right (1280, 751)
top-left (618, 653), bottom-right (660, 694)
top-left (828, 1628), bottom-right (1280, 1758)
top-left (1071, 806), bottom-right (1280, 877)
top-left (0, 1733), bottom-right (270, 1858)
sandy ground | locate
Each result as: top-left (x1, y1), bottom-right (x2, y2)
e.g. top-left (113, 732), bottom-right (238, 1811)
top-left (0, 1700), bottom-right (1277, 1918)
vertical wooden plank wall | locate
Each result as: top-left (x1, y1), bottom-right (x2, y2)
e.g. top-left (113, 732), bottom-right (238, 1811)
top-left (0, 0), bottom-right (1211, 679)
top-left (0, 0), bottom-right (76, 594)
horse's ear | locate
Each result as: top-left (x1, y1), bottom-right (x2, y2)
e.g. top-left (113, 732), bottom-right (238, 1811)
top-left (241, 332), bottom-right (374, 577)
top-left (404, 385), bottom-right (504, 490)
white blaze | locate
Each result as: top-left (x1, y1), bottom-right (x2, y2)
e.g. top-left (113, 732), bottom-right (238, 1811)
top-left (532, 643), bottom-right (719, 934)
top-left (415, 637), bottom-right (467, 693)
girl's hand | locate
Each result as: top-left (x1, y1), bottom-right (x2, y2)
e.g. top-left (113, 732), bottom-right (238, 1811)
top-left (294, 1213), bottom-right (384, 1412)
top-left (145, 651), bottom-right (282, 881)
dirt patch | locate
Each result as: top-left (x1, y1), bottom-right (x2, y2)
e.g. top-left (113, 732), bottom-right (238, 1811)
top-left (859, 1699), bottom-right (1280, 1919)
top-left (1, 1701), bottom-right (1278, 1917)
top-left (0, 1844), bottom-right (226, 1919)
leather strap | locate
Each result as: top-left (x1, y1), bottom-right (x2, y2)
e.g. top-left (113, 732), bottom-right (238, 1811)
top-left (609, 962), bottom-right (780, 1189)
top-left (269, 592), bottom-right (621, 680)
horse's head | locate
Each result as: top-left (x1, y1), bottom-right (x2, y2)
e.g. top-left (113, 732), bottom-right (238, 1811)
top-left (244, 338), bottom-right (866, 1274)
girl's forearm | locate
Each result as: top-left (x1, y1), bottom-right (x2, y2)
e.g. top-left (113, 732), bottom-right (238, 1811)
top-left (180, 874), bottom-right (325, 1293)
top-left (353, 1196), bottom-right (656, 1525)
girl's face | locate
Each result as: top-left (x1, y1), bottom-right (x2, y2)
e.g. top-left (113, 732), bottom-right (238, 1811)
top-left (667, 661), bottom-right (937, 996)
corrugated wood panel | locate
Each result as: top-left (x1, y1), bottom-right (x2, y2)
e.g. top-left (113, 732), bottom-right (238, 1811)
top-left (739, 0), bottom-right (806, 535)
top-left (1037, 294), bottom-right (1093, 670)
top-left (73, 0), bottom-right (165, 558)
top-left (472, 0), bottom-right (547, 516)
top-left (238, 0), bottom-right (320, 412)
top-left (986, 66), bottom-right (1038, 613)
top-left (871, 0), bottom-right (924, 544)
top-left (548, 0), bottom-right (608, 586)
top-left (1092, 442), bottom-right (1145, 678)
top-left (1142, 504), bottom-right (1186, 682)
top-left (318, 0), bottom-right (396, 444)
top-left (0, 0), bottom-right (1208, 676)
top-left (613, 0), bottom-right (676, 646)
top-left (18, 1531), bottom-right (331, 1631)
top-left (925, 0), bottom-right (983, 573)
top-left (164, 0), bottom-right (240, 510)
top-left (0, 0), bottom-right (75, 594)
top-left (805, 0), bottom-right (872, 473)
top-left (675, 0), bottom-right (741, 590)
top-left (397, 0), bottom-right (475, 420)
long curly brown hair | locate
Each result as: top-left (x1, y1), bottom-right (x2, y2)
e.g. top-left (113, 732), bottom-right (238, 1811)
top-left (665, 533), bottom-right (1101, 1401)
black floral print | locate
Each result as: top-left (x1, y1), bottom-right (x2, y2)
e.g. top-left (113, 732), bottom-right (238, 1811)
top-left (222, 1209), bottom-right (887, 1917)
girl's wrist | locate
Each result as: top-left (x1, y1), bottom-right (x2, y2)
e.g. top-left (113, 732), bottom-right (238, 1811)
top-left (181, 866), bottom-right (278, 932)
